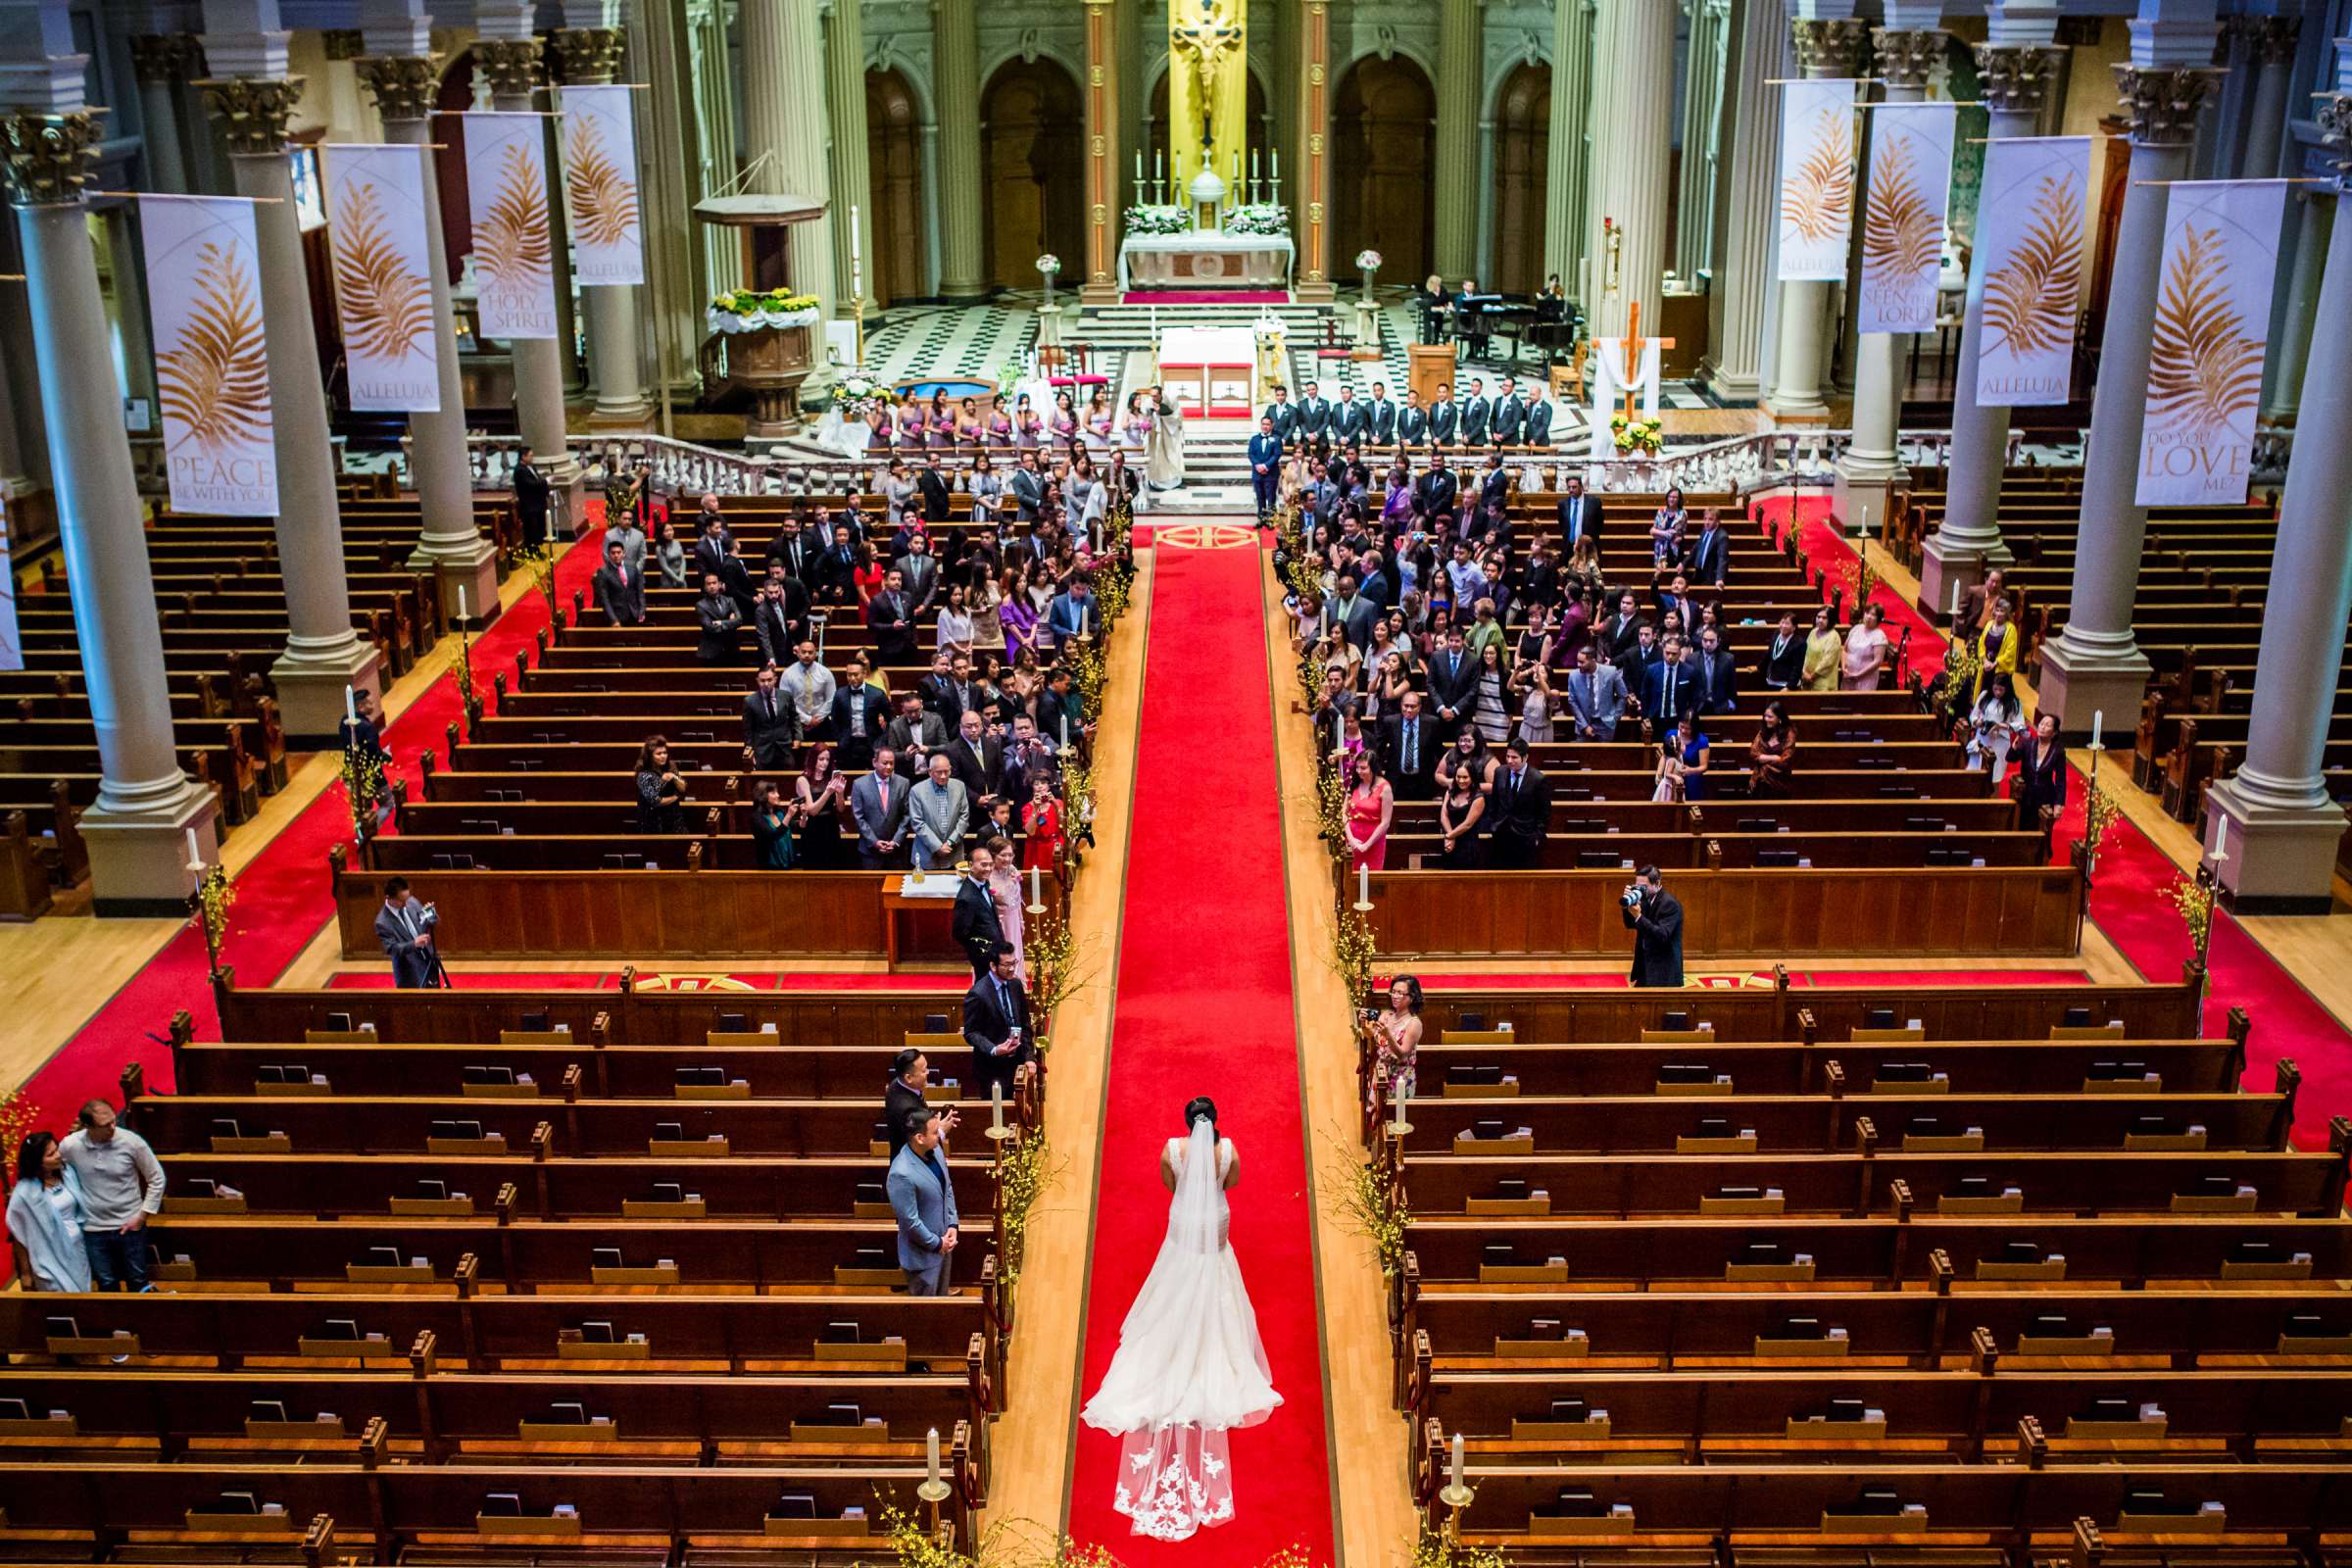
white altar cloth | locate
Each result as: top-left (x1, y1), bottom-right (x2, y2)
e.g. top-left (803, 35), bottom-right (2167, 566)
top-left (1155, 325), bottom-right (1259, 418)
top-left (1118, 230), bottom-right (1295, 291)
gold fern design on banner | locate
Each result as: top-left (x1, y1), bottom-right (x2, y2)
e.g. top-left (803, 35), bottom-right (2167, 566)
top-left (2146, 224), bottom-right (2264, 442)
top-left (331, 180), bottom-right (433, 364)
top-left (477, 142), bottom-right (553, 289)
top-left (1779, 106), bottom-right (1853, 244)
top-left (1860, 134), bottom-right (1939, 291)
top-left (564, 114), bottom-right (639, 248)
top-left (1981, 174), bottom-right (2082, 358)
top-left (157, 240), bottom-right (270, 454)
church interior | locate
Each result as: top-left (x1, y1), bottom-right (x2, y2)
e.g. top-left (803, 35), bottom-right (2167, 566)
top-left (2, 0), bottom-right (2352, 1558)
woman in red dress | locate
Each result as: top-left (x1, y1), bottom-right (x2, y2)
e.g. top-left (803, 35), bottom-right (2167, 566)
top-left (1021, 773), bottom-right (1066, 874)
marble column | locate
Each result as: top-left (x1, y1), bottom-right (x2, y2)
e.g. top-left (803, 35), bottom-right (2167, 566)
top-left (1701, 0), bottom-right (1782, 401)
top-left (932, 0), bottom-right (986, 299)
top-left (1079, 0), bottom-right (1120, 305)
top-left (823, 0), bottom-right (874, 321)
top-left (474, 32), bottom-right (583, 539)
top-left (2201, 55), bottom-right (2352, 912)
top-left (2036, 62), bottom-right (2218, 739)
top-left (2262, 189), bottom-right (2331, 420)
top-left (1921, 41), bottom-right (2056, 612)
top-left (1543, 0), bottom-right (1592, 291)
top-left (1432, 0), bottom-right (1481, 281)
top-left (554, 24), bottom-right (651, 428)
top-left (1765, 16), bottom-right (1868, 419)
top-left (742, 0), bottom-right (835, 321)
top-left (200, 71), bottom-right (386, 740)
top-left (1832, 24), bottom-right (1938, 537)
top-left (2237, 14), bottom-right (2298, 177)
top-left (1582, 0), bottom-right (1676, 337)
top-left (3, 107), bottom-right (220, 909)
top-left (1675, 0), bottom-right (1730, 281)
top-left (128, 32), bottom-right (199, 191)
top-left (1293, 0), bottom-right (1333, 302)
top-left (356, 51), bottom-right (503, 626)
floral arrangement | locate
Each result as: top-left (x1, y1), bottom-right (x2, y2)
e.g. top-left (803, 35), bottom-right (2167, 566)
top-left (0, 1087), bottom-right (43, 1168)
top-left (1123, 203), bottom-right (1190, 236)
top-left (1355, 248), bottom-right (1383, 271)
top-left (831, 372), bottom-right (891, 420)
top-left (1025, 907), bottom-right (1098, 1034)
top-left (1322, 1128), bottom-right (1409, 1279)
top-left (2082, 764), bottom-right (2122, 874)
top-left (190, 859), bottom-right (235, 984)
top-left (1332, 905), bottom-right (1377, 1003)
top-left (1409, 1526), bottom-right (1508, 1568)
top-left (1845, 557), bottom-right (1883, 622)
top-left (2165, 871), bottom-right (2217, 991)
top-left (1608, 413), bottom-right (1664, 456)
top-left (1313, 760), bottom-right (1348, 860)
top-left (996, 1125), bottom-right (1061, 1291)
top-left (340, 740), bottom-right (388, 842)
top-left (706, 287), bottom-right (821, 334)
top-left (1228, 203), bottom-right (1291, 237)
top-left (1034, 254), bottom-right (1061, 276)
top-left (524, 542), bottom-right (564, 632)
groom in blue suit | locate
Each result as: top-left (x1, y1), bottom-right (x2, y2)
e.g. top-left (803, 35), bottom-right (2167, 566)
top-left (1248, 415), bottom-right (1283, 521)
top-left (888, 1107), bottom-right (959, 1295)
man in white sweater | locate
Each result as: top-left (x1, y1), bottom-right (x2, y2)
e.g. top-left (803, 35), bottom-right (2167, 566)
top-left (59, 1099), bottom-right (166, 1292)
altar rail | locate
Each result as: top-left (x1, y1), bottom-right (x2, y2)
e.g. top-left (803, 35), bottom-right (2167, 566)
top-left (1363, 862), bottom-right (2086, 962)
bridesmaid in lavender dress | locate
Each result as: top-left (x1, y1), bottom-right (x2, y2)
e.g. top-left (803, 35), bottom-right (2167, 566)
top-left (955, 395), bottom-right (984, 450)
top-left (1012, 394), bottom-right (1044, 453)
top-left (1050, 391), bottom-right (1080, 457)
top-left (985, 396), bottom-right (1015, 452)
top-left (1082, 387), bottom-right (1115, 459)
top-left (894, 396), bottom-right (926, 452)
top-left (925, 389), bottom-right (956, 452)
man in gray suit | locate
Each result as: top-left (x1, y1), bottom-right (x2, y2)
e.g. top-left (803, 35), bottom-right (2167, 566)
top-left (906, 752), bottom-right (969, 872)
top-left (1563, 642), bottom-right (1630, 742)
top-left (851, 746), bottom-right (913, 868)
top-left (374, 877), bottom-right (445, 988)
top-left (886, 1106), bottom-right (958, 1295)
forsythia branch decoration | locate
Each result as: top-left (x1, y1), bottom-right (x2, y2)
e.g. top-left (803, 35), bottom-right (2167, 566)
top-left (1409, 1526), bottom-right (1509, 1568)
top-left (331, 181), bottom-right (433, 364)
top-left (340, 742), bottom-right (388, 841)
top-left (158, 240), bottom-right (270, 454)
top-left (190, 860), bottom-right (235, 981)
top-left (1025, 907), bottom-right (1099, 1033)
top-left (1982, 174), bottom-right (2082, 358)
top-left (2146, 224), bottom-right (2264, 441)
top-left (995, 1127), bottom-right (1060, 1291)
top-left (1320, 1127), bottom-right (1409, 1279)
top-left (1330, 906), bottom-right (1378, 1006)
top-left (0, 1087), bottom-right (44, 1167)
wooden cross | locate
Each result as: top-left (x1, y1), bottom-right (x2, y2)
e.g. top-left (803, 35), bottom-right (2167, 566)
top-left (1618, 300), bottom-right (1677, 424)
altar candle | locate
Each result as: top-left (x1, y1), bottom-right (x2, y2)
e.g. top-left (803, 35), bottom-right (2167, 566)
top-left (1154, 150), bottom-right (1163, 182)
top-left (1059, 712), bottom-right (1069, 748)
top-left (2213, 814), bottom-right (2227, 859)
top-left (1251, 149), bottom-right (1260, 183)
top-left (346, 686), bottom-right (358, 726)
top-left (2090, 710), bottom-right (2103, 751)
top-left (1270, 148), bottom-right (1279, 182)
top-left (1449, 1432), bottom-right (1464, 1492)
top-left (991, 1079), bottom-right (1004, 1133)
top-left (849, 204), bottom-right (860, 270)
top-left (925, 1427), bottom-right (941, 1486)
top-left (1135, 150), bottom-right (1144, 181)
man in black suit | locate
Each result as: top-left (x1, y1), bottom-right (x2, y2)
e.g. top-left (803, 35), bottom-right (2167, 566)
top-left (1414, 458), bottom-right (1458, 522)
top-left (1490, 376), bottom-right (1526, 447)
top-left (830, 667), bottom-right (889, 771)
top-left (951, 843), bottom-right (1007, 978)
top-left (896, 534), bottom-right (944, 615)
top-left (1248, 416), bottom-right (1283, 520)
top-left (742, 665), bottom-right (796, 772)
top-left (1379, 690), bottom-right (1440, 801)
top-left (765, 514), bottom-right (814, 582)
top-left (1621, 864), bottom-right (1684, 987)
top-left (1430, 382), bottom-right (1459, 447)
top-left (752, 573), bottom-right (809, 664)
top-left (1323, 570), bottom-right (1379, 651)
top-left (1691, 625), bottom-right (1739, 714)
top-left (1476, 454), bottom-right (1510, 514)
top-left (693, 514), bottom-right (733, 583)
top-left (885, 1048), bottom-right (959, 1155)
top-left (1261, 383), bottom-right (1297, 447)
top-left (1009, 451), bottom-right (1047, 521)
top-left (593, 540), bottom-right (645, 625)
top-left (514, 446), bottom-right (551, 551)
top-left (916, 460), bottom-right (953, 524)
top-left (1396, 390), bottom-right (1429, 446)
top-left (811, 521), bottom-right (860, 605)
top-left (1486, 737), bottom-right (1551, 868)
top-left (1297, 380), bottom-right (1331, 448)
top-left (1556, 475), bottom-right (1602, 552)
top-left (1331, 386), bottom-right (1366, 447)
top-left (945, 710), bottom-right (1004, 815)
top-left (962, 942), bottom-right (1032, 1097)
top-left (1426, 627), bottom-right (1479, 740)
top-left (1524, 394), bottom-right (1553, 448)
top-left (1458, 376), bottom-right (1492, 447)
top-left (1365, 381), bottom-right (1397, 445)
top-left (1687, 509), bottom-right (1732, 588)
top-left (865, 567), bottom-right (915, 664)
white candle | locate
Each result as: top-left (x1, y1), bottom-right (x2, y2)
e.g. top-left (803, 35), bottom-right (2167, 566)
top-left (2213, 814), bottom-right (2228, 859)
top-left (346, 686), bottom-right (358, 725)
top-left (457, 585), bottom-right (468, 623)
top-left (925, 1426), bottom-right (941, 1486)
top-left (1951, 579), bottom-right (1961, 617)
top-left (1270, 149), bottom-right (1280, 182)
top-left (1358, 862), bottom-right (1370, 906)
top-left (1059, 713), bottom-right (1069, 747)
top-left (849, 204), bottom-right (860, 270)
top-left (1154, 151), bottom-right (1163, 182)
top-left (185, 827), bottom-right (201, 869)
top-left (1393, 1077), bottom-right (1407, 1132)
top-left (1135, 150), bottom-right (1144, 181)
top-left (1251, 149), bottom-right (1260, 182)
top-left (2090, 710), bottom-right (2103, 751)
top-left (1030, 864), bottom-right (1042, 906)
top-left (1449, 1432), bottom-right (1464, 1491)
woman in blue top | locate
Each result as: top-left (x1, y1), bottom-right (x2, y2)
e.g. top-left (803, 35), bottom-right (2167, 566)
top-left (8, 1131), bottom-right (93, 1292)
top-left (1674, 712), bottom-right (1711, 802)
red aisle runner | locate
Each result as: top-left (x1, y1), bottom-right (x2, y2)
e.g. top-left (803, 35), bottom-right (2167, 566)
top-left (1066, 540), bottom-right (1334, 1563)
top-left (14, 521), bottom-right (605, 1123)
top-left (1758, 494), bottom-right (2352, 1145)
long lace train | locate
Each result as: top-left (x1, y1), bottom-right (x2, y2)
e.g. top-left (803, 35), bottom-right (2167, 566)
top-left (1113, 1424), bottom-right (1234, 1543)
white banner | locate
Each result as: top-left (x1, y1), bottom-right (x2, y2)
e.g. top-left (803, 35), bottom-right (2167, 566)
top-left (561, 84), bottom-right (644, 286)
top-left (140, 196), bottom-right (277, 517)
top-left (1973, 136), bottom-right (2093, 407)
top-left (0, 508), bottom-right (20, 672)
top-left (2136, 179), bottom-right (2287, 507)
top-left (463, 112), bottom-right (558, 339)
top-left (1776, 78), bottom-right (1858, 280)
top-left (326, 144), bottom-right (440, 413)
top-left (1857, 101), bottom-right (1955, 334)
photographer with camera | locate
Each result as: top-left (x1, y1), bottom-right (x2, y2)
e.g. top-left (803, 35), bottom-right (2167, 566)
top-left (1620, 864), bottom-right (1684, 988)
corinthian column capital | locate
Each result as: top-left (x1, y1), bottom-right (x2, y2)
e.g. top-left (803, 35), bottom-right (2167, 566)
top-left (129, 32), bottom-right (208, 84)
top-left (2114, 64), bottom-right (2219, 147)
top-left (550, 26), bottom-right (626, 85)
top-left (1872, 28), bottom-right (1943, 91)
top-left (1975, 43), bottom-right (2060, 113)
top-left (1, 110), bottom-right (100, 207)
top-left (473, 36), bottom-right (545, 99)
top-left (2249, 15), bottom-right (2301, 69)
top-left (201, 75), bottom-right (305, 156)
top-left (355, 53), bottom-right (444, 122)
top-left (1792, 17), bottom-right (1870, 77)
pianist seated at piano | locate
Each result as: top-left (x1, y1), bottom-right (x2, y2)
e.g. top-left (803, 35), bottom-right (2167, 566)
top-left (1452, 278), bottom-right (1491, 360)
top-left (1418, 273), bottom-right (1449, 345)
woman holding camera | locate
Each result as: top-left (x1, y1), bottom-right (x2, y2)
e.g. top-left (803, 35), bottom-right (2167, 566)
top-left (1370, 975), bottom-right (1424, 1110)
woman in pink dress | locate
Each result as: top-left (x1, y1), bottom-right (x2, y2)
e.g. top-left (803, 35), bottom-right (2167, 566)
top-left (925, 390), bottom-right (955, 451)
top-left (985, 396), bottom-right (1015, 451)
top-left (1013, 394), bottom-right (1044, 452)
top-left (955, 395), bottom-right (984, 449)
top-left (894, 396), bottom-right (925, 451)
top-left (1342, 754), bottom-right (1393, 871)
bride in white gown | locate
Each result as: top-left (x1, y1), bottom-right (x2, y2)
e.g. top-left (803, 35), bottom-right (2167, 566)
top-left (1080, 1097), bottom-right (1281, 1542)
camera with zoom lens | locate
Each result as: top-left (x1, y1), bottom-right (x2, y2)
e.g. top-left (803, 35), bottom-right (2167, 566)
top-left (1621, 883), bottom-right (1645, 909)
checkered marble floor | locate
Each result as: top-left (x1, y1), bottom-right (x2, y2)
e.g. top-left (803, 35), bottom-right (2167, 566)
top-left (859, 299), bottom-right (1039, 384)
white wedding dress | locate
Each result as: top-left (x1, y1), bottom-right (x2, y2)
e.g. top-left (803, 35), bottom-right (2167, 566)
top-left (1080, 1118), bottom-right (1281, 1541)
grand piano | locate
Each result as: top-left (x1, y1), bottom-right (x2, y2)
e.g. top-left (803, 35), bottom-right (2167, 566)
top-left (1448, 291), bottom-right (1583, 367)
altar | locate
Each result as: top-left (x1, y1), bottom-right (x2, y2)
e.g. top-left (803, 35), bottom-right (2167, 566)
top-left (1155, 324), bottom-right (1259, 417)
top-left (1118, 230), bottom-right (1294, 292)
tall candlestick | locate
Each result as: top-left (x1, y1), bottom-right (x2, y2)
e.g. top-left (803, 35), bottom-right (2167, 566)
top-left (849, 204), bottom-right (860, 272)
top-left (1154, 150), bottom-right (1163, 184)
top-left (1251, 149), bottom-right (1260, 183)
top-left (925, 1427), bottom-right (941, 1486)
top-left (1950, 579), bottom-right (1961, 618)
top-left (1270, 148), bottom-right (1279, 182)
top-left (991, 1079), bottom-right (1004, 1133)
top-left (1135, 150), bottom-right (1144, 182)
top-left (1449, 1432), bottom-right (1464, 1492)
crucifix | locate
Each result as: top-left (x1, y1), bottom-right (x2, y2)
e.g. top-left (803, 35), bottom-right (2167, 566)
top-left (1617, 301), bottom-right (1675, 423)
top-left (1171, 0), bottom-right (1243, 156)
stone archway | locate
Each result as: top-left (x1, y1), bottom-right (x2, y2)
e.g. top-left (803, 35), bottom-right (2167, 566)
top-left (980, 59), bottom-right (1085, 291)
top-left (1332, 54), bottom-right (1436, 285)
top-left (865, 67), bottom-right (927, 305)
top-left (1493, 61), bottom-right (1551, 296)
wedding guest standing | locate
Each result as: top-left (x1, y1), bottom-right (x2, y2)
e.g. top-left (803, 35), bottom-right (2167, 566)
top-left (8, 1132), bottom-right (92, 1293)
top-left (887, 1107), bottom-right (958, 1296)
top-left (962, 943), bottom-right (1032, 1098)
top-left (57, 1100), bottom-right (166, 1293)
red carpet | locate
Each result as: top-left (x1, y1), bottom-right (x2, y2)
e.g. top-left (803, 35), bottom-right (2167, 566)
top-left (10, 520), bottom-right (604, 1127)
top-left (1753, 494), bottom-right (1947, 683)
top-left (1066, 539), bottom-right (1334, 1561)
top-left (1753, 486), bottom-right (2352, 1148)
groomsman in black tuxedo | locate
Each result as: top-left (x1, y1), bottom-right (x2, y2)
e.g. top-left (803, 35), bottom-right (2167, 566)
top-left (1365, 382), bottom-right (1397, 445)
top-left (1261, 383), bottom-right (1298, 447)
top-left (1297, 380), bottom-right (1332, 449)
top-left (962, 943), bottom-right (1033, 1097)
top-left (1396, 389), bottom-right (1429, 446)
top-left (1429, 382), bottom-right (1459, 447)
top-left (1332, 386), bottom-right (1366, 447)
top-left (1490, 376), bottom-right (1526, 448)
top-left (1525, 392), bottom-right (1554, 447)
top-left (1413, 456), bottom-right (1458, 521)
top-left (1459, 376), bottom-right (1492, 447)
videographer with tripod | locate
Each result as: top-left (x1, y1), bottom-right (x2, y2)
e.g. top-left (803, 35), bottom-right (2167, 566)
top-left (1621, 864), bottom-right (1684, 988)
